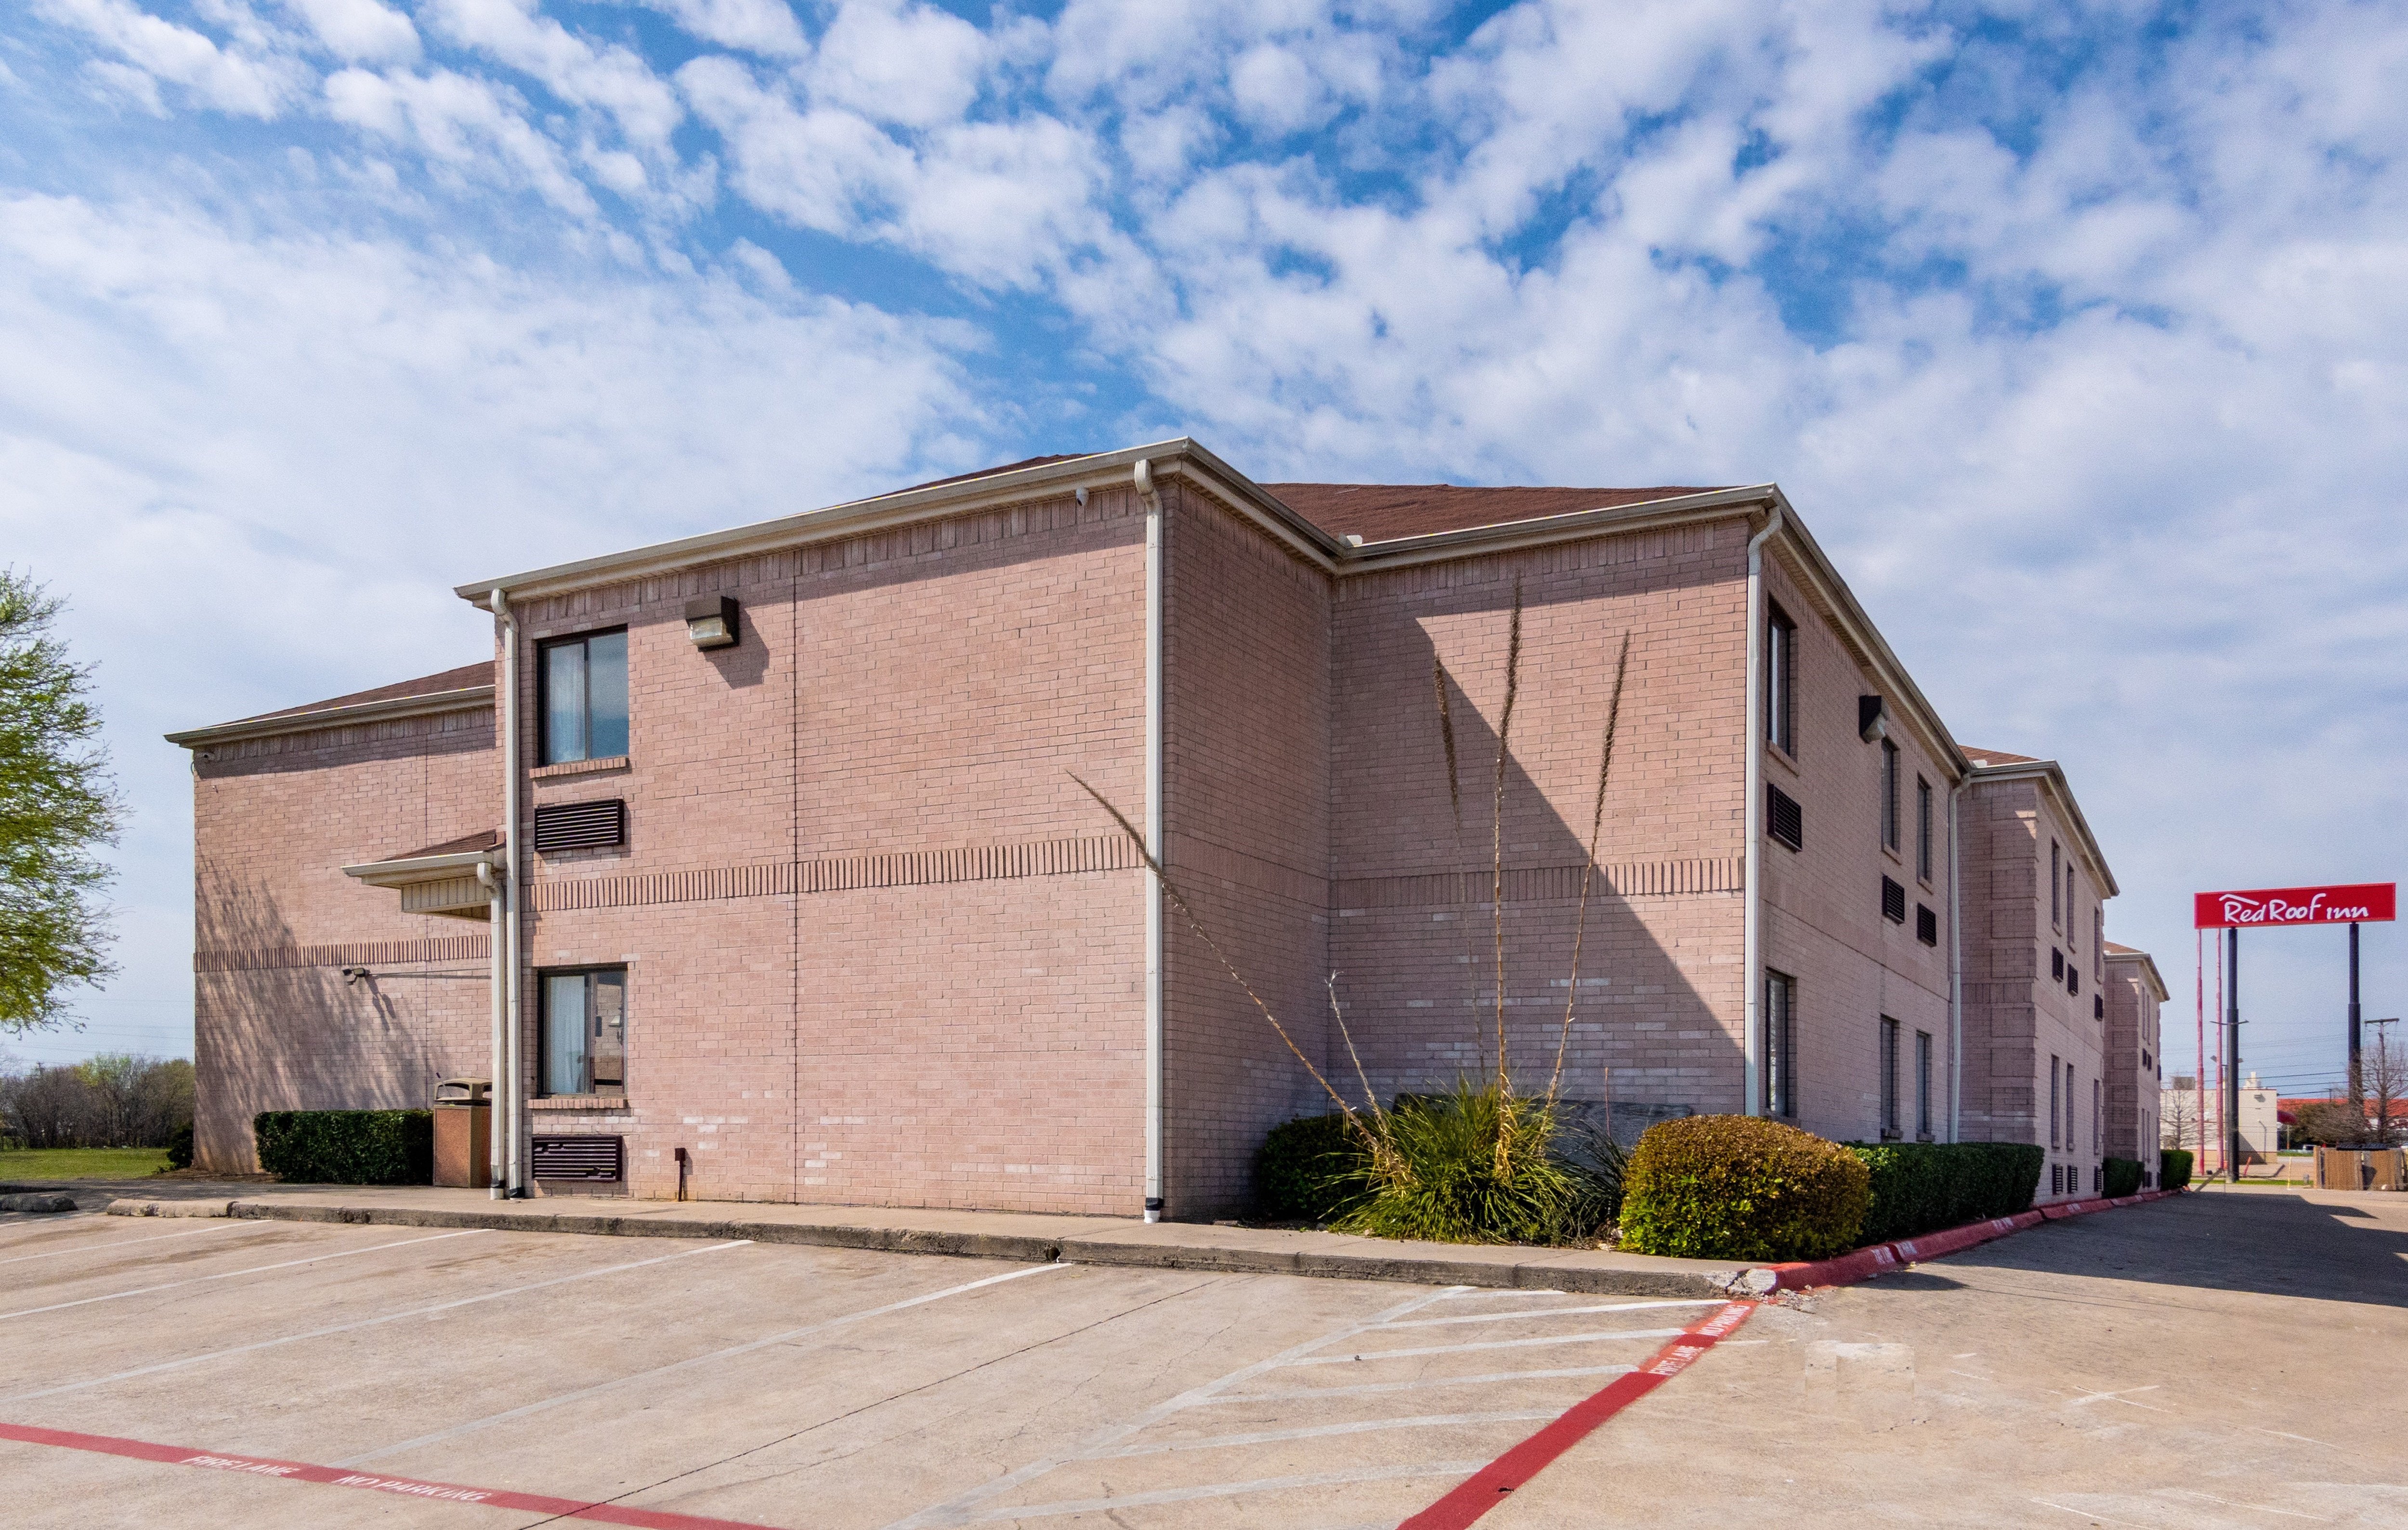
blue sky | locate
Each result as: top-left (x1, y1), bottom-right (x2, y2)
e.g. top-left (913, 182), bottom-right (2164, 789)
top-left (3, 0), bottom-right (2404, 1098)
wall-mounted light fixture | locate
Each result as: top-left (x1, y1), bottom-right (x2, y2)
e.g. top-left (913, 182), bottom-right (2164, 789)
top-left (1858, 694), bottom-right (1888, 743)
top-left (685, 595), bottom-right (739, 650)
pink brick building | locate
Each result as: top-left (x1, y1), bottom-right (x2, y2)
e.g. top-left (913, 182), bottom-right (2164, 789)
top-left (169, 441), bottom-right (2144, 1216)
top-left (2104, 943), bottom-right (2170, 1182)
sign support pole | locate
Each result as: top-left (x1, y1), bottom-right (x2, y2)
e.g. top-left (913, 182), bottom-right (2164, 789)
top-left (2226, 928), bottom-right (2241, 1185)
top-left (2349, 921), bottom-right (2363, 1104)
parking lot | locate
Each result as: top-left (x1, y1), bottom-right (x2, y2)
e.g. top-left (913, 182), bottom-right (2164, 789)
top-left (1, 1188), bottom-right (2403, 1528)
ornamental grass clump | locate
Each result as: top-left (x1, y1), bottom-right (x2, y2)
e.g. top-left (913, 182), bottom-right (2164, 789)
top-left (1331, 1080), bottom-right (1622, 1245)
top-left (1618, 1115), bottom-right (1870, 1261)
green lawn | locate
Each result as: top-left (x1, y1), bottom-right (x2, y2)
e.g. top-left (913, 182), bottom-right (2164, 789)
top-left (0, 1146), bottom-right (172, 1181)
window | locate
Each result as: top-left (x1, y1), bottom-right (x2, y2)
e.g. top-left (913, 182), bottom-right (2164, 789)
top-left (1880, 739), bottom-right (1900, 850)
top-left (2094, 909), bottom-right (2104, 981)
top-left (1765, 603), bottom-right (1797, 756)
top-left (2050, 1054), bottom-right (2061, 1148)
top-left (1763, 970), bottom-right (1797, 1119)
top-left (1882, 876), bottom-right (1907, 924)
top-left (1916, 776), bottom-right (1933, 882)
top-left (540, 629), bottom-right (629, 765)
top-left (2050, 841), bottom-right (2062, 927)
top-left (1915, 1030), bottom-right (1933, 1140)
top-left (1916, 904), bottom-right (1938, 946)
top-left (2069, 1061), bottom-right (2079, 1152)
top-left (2093, 1078), bottom-right (2102, 1154)
top-left (1880, 1017), bottom-right (1901, 1139)
top-left (540, 968), bottom-right (627, 1097)
top-left (1767, 784), bottom-right (1803, 852)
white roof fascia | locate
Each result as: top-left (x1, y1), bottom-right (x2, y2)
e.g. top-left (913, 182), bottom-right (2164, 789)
top-left (167, 685), bottom-right (495, 750)
top-left (454, 441), bottom-right (1348, 604)
top-left (341, 849), bottom-right (498, 888)
top-left (1967, 757), bottom-right (2120, 898)
top-left (2106, 948), bottom-right (2170, 1002)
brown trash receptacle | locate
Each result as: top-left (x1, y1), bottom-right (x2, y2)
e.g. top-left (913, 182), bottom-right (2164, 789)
top-left (433, 1078), bottom-right (492, 1189)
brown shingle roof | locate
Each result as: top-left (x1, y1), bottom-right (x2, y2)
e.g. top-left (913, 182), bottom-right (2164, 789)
top-left (235, 661), bottom-right (494, 725)
top-left (1964, 747), bottom-right (2041, 768)
top-left (1263, 483), bottom-right (1725, 543)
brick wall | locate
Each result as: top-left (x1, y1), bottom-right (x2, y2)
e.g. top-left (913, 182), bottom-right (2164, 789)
top-left (191, 704), bottom-right (496, 1171)
top-left (2104, 954), bottom-right (2162, 1168)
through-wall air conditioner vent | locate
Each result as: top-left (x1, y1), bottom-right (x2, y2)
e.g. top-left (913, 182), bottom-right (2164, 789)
top-left (533, 798), bottom-right (625, 854)
top-left (531, 1135), bottom-right (623, 1182)
top-left (1916, 904), bottom-right (1937, 946)
top-left (1882, 876), bottom-right (1907, 924)
top-left (1767, 785), bottom-right (1803, 852)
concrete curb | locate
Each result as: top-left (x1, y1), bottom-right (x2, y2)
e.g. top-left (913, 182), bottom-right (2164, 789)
top-left (1758, 1187), bottom-right (2184, 1292)
top-left (101, 1196), bottom-right (1748, 1297)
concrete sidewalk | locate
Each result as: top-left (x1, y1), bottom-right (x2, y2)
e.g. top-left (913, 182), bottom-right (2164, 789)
top-left (63, 1178), bottom-right (1765, 1297)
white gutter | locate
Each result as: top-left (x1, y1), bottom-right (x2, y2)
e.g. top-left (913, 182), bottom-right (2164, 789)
top-left (1948, 779), bottom-right (1964, 1142)
top-left (1741, 503), bottom-right (1784, 1116)
top-left (488, 589), bottom-right (525, 1199)
top-left (476, 860), bottom-right (505, 1195)
top-left (1136, 458), bottom-right (1166, 1223)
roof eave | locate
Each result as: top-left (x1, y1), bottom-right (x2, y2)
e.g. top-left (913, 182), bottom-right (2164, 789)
top-left (1966, 757), bottom-right (2120, 897)
top-left (341, 849), bottom-right (498, 888)
top-left (168, 685), bottom-right (496, 750)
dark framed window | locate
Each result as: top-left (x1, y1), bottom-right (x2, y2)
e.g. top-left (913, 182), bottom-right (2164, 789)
top-left (1916, 776), bottom-right (1933, 881)
top-left (1763, 970), bottom-right (1797, 1119)
top-left (2050, 840), bottom-right (2062, 928)
top-left (540, 628), bottom-right (628, 765)
top-left (1882, 876), bottom-right (1907, 924)
top-left (2093, 1078), bottom-right (2102, 1154)
top-left (1880, 1017), bottom-right (1901, 1140)
top-left (1765, 602), bottom-right (1796, 756)
top-left (1880, 739), bottom-right (1900, 850)
top-left (2049, 1053), bottom-right (2061, 1148)
top-left (1915, 1030), bottom-right (1933, 1140)
top-left (540, 967), bottom-right (626, 1097)
top-left (1767, 784), bottom-right (1803, 852)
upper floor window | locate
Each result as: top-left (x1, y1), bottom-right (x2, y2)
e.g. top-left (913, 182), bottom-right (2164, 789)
top-left (540, 967), bottom-right (626, 1097)
top-left (2050, 840), bottom-right (2062, 928)
top-left (1915, 776), bottom-right (1933, 882)
top-left (1765, 603), bottom-right (1797, 756)
top-left (541, 629), bottom-right (628, 765)
top-left (1880, 739), bottom-right (1900, 850)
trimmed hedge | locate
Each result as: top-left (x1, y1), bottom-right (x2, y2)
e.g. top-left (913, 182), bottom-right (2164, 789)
top-left (254, 1110), bottom-right (432, 1185)
top-left (2102, 1156), bottom-right (2144, 1198)
top-left (1254, 1112), bottom-right (1372, 1223)
top-left (1618, 1116), bottom-right (1870, 1261)
top-left (1843, 1141), bottom-right (2045, 1244)
top-left (2160, 1147), bottom-right (2193, 1190)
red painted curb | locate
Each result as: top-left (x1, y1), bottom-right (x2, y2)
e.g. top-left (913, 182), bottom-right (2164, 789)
top-left (1757, 1186), bottom-right (2176, 1292)
top-left (1396, 1301), bottom-right (1754, 1530)
top-left (0, 1422), bottom-right (779, 1529)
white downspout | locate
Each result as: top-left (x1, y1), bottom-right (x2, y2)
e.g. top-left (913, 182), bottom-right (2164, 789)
top-left (1741, 503), bottom-right (1783, 1117)
top-left (476, 859), bottom-right (505, 1197)
top-left (1135, 458), bottom-right (1165, 1223)
top-left (488, 588), bottom-right (525, 1198)
top-left (1947, 778), bottom-right (1965, 1142)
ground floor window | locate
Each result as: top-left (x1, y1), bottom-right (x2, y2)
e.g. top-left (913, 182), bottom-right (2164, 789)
top-left (1915, 1030), bottom-right (1933, 1140)
top-left (541, 968), bottom-right (627, 1097)
top-left (1763, 970), bottom-right (1797, 1118)
top-left (1879, 1017), bottom-right (1901, 1139)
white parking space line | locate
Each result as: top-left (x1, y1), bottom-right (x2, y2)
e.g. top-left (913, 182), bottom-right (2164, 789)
top-left (1089, 1409), bottom-right (1561, 1458)
top-left (0, 1230), bottom-right (488, 1321)
top-left (8, 1239), bottom-right (755, 1403)
top-left (1279, 1325), bottom-right (1688, 1365)
top-left (960, 1461), bottom-right (1492, 1522)
top-left (335, 1259), bottom-right (1071, 1467)
top-left (1434, 1287), bottom-right (1565, 1299)
top-left (1202, 1363), bottom-right (1638, 1405)
top-left (0, 1222), bottom-right (269, 1268)
top-left (1379, 1298), bottom-right (1724, 1330)
top-left (883, 1284), bottom-right (1464, 1530)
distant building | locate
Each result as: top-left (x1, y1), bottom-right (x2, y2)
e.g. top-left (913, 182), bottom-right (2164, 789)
top-left (2104, 944), bottom-right (2168, 1182)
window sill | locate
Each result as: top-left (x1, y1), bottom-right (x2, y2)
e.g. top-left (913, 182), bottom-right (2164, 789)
top-left (533, 755), bottom-right (630, 781)
top-left (530, 1095), bottom-right (632, 1111)
top-left (1764, 743), bottom-right (1801, 777)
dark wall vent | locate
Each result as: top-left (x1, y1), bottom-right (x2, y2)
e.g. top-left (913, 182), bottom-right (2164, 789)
top-left (2052, 947), bottom-right (2065, 980)
top-left (2069, 968), bottom-right (2080, 996)
top-left (1881, 876), bottom-right (1907, 924)
top-left (2095, 994), bottom-right (2106, 1020)
top-left (533, 798), bottom-right (625, 854)
top-left (1767, 785), bottom-right (1803, 852)
top-left (1916, 904), bottom-right (1938, 946)
top-left (532, 1135), bottom-right (623, 1181)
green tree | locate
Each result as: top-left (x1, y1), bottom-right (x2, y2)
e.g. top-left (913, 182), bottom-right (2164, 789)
top-left (0, 571), bottom-right (121, 1032)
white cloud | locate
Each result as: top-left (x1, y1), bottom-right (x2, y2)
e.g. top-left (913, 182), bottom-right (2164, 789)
top-left (37, 0), bottom-right (304, 116)
top-left (280, 0), bottom-right (419, 65)
top-left (325, 65), bottom-right (600, 215)
top-left (423, 0), bottom-right (683, 150)
top-left (632, 0), bottom-right (807, 58)
top-left (809, 0), bottom-right (987, 131)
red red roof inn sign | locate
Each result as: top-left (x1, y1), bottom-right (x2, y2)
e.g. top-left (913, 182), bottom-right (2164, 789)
top-left (2193, 883), bottom-right (2396, 928)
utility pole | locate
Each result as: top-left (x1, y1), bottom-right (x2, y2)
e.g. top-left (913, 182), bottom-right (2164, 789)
top-left (2348, 922), bottom-right (2363, 1106)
